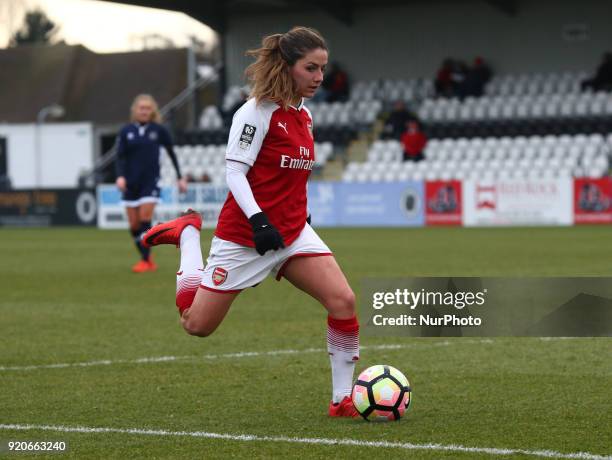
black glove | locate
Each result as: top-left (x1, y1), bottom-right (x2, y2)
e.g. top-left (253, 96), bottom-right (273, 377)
top-left (249, 212), bottom-right (285, 256)
top-left (306, 214), bottom-right (311, 225)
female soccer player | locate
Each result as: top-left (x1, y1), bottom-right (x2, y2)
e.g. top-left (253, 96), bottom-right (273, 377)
top-left (143, 27), bottom-right (359, 417)
top-left (115, 94), bottom-right (187, 273)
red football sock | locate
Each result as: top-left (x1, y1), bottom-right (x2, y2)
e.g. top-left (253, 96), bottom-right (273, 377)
top-left (327, 315), bottom-right (360, 403)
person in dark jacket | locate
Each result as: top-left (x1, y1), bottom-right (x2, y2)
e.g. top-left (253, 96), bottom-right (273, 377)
top-left (582, 52), bottom-right (612, 92)
top-left (383, 100), bottom-right (419, 139)
top-left (115, 94), bottom-right (187, 272)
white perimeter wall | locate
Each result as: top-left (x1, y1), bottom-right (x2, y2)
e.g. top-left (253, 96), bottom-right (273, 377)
top-left (0, 123), bottom-right (94, 189)
top-left (225, 0), bottom-right (612, 86)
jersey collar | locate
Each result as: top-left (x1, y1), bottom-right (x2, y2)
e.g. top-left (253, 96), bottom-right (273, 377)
top-left (134, 122), bottom-right (149, 136)
top-left (289, 98), bottom-right (304, 111)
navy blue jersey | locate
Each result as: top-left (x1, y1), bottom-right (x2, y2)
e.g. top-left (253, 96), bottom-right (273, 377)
top-left (115, 122), bottom-right (181, 184)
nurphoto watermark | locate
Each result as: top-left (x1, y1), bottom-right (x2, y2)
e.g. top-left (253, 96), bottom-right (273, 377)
top-left (361, 278), bottom-right (612, 337)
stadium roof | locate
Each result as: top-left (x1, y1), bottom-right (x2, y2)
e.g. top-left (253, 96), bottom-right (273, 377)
top-left (103, 0), bottom-right (519, 32)
top-left (0, 44), bottom-right (188, 124)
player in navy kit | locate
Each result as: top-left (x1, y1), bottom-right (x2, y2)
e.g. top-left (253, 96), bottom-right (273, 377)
top-left (142, 27), bottom-right (359, 417)
top-left (115, 94), bottom-right (187, 273)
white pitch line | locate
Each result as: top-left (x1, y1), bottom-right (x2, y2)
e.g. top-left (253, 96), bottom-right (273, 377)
top-left (0, 423), bottom-right (609, 460)
top-left (3, 337), bottom-right (590, 373)
top-left (0, 339), bottom-right (495, 372)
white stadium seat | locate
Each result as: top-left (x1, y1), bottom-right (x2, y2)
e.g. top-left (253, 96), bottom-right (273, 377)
top-left (344, 132), bottom-right (608, 182)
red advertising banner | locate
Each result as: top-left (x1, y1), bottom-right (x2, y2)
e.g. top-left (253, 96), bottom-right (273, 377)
top-left (425, 180), bottom-right (462, 225)
top-left (574, 178), bottom-right (612, 224)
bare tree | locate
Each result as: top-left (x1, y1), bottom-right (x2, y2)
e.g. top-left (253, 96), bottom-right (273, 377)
top-left (9, 8), bottom-right (58, 46)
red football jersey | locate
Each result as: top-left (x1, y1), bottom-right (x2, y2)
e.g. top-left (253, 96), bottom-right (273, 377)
top-left (215, 98), bottom-right (315, 247)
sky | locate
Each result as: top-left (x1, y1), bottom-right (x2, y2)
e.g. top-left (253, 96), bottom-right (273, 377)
top-left (0, 0), bottom-right (217, 53)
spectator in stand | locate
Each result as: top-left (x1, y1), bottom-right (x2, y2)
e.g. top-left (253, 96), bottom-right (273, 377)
top-left (322, 62), bottom-right (349, 102)
top-left (464, 57), bottom-right (493, 97)
top-left (225, 87), bottom-right (250, 126)
top-left (400, 120), bottom-right (427, 162)
top-left (451, 60), bottom-right (469, 99)
top-left (582, 52), bottom-right (612, 92)
top-left (383, 100), bottom-right (418, 139)
top-left (435, 58), bottom-right (454, 97)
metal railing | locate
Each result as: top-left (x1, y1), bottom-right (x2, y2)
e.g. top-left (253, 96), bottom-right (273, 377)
top-left (81, 64), bottom-right (221, 186)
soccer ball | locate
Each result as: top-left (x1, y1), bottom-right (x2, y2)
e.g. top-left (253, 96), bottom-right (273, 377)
top-left (351, 365), bottom-right (412, 421)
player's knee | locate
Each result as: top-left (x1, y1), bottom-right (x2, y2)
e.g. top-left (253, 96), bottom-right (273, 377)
top-left (342, 289), bottom-right (357, 313)
top-left (186, 327), bottom-right (215, 338)
top-left (181, 316), bottom-right (217, 338)
top-left (183, 322), bottom-right (216, 338)
top-left (328, 288), bottom-right (356, 318)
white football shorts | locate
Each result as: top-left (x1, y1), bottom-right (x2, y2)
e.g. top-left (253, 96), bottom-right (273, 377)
top-left (200, 223), bottom-right (332, 293)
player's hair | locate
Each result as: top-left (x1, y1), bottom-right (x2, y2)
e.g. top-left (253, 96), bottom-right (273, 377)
top-left (245, 26), bottom-right (327, 110)
top-left (130, 94), bottom-right (162, 123)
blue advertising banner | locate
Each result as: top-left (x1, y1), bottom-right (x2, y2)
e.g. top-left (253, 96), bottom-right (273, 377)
top-left (336, 182), bottom-right (424, 227)
top-left (306, 182), bottom-right (339, 226)
top-left (307, 181), bottom-right (425, 227)
top-left (99, 181), bottom-right (425, 229)
top-left (97, 184), bottom-right (229, 229)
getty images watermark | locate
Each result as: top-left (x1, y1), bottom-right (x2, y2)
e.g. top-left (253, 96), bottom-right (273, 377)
top-left (361, 278), bottom-right (612, 337)
top-left (372, 287), bottom-right (487, 327)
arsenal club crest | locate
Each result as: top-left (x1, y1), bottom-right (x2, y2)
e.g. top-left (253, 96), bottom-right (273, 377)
top-left (307, 121), bottom-right (313, 139)
top-left (212, 267), bottom-right (228, 286)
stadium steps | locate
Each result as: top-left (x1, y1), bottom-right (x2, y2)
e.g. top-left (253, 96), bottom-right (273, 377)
top-left (319, 157), bottom-right (345, 181)
top-left (346, 138), bottom-right (370, 163)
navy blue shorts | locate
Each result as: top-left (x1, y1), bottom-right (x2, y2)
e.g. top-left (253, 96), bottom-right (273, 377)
top-left (121, 181), bottom-right (161, 207)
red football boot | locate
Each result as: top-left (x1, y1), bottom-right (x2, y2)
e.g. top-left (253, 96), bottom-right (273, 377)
top-left (146, 255), bottom-right (157, 271)
top-left (132, 255), bottom-right (157, 273)
top-left (132, 259), bottom-right (150, 273)
top-left (328, 396), bottom-right (359, 418)
top-left (141, 209), bottom-right (202, 248)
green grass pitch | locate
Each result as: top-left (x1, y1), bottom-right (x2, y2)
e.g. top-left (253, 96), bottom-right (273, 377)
top-left (0, 226), bottom-right (611, 459)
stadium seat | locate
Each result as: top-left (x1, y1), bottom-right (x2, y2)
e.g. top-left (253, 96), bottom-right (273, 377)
top-left (352, 132), bottom-right (607, 183)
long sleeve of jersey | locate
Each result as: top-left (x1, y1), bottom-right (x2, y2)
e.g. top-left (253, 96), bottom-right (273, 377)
top-left (160, 126), bottom-right (182, 179)
top-left (115, 131), bottom-right (127, 178)
top-left (165, 146), bottom-right (182, 179)
top-left (225, 160), bottom-right (262, 218)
